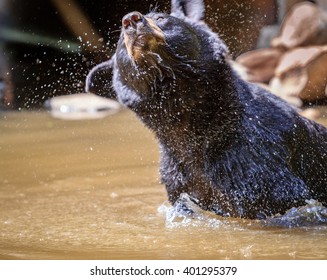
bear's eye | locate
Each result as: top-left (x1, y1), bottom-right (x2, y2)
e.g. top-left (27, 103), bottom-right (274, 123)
top-left (155, 16), bottom-right (164, 22)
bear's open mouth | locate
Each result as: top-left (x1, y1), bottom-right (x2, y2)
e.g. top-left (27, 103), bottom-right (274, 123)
top-left (122, 13), bottom-right (166, 61)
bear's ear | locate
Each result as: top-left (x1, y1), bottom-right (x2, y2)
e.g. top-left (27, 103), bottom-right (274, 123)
top-left (85, 56), bottom-right (116, 99)
top-left (171, 0), bottom-right (205, 22)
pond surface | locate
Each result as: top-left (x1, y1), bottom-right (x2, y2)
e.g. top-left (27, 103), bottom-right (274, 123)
top-left (1, 109), bottom-right (327, 260)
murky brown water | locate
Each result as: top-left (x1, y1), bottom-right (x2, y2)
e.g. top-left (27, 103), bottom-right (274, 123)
top-left (1, 108), bottom-right (327, 260)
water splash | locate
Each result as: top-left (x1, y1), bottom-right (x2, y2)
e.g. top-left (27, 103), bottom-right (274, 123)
top-left (158, 194), bottom-right (327, 229)
top-left (157, 193), bottom-right (224, 228)
top-left (263, 199), bottom-right (327, 228)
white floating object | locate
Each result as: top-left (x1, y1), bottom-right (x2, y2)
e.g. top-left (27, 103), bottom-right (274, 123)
top-left (45, 93), bottom-right (121, 120)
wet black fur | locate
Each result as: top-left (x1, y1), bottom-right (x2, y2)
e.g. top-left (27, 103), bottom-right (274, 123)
top-left (86, 0), bottom-right (327, 219)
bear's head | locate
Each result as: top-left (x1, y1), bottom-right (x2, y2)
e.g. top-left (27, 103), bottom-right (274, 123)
top-left (85, 0), bottom-right (231, 111)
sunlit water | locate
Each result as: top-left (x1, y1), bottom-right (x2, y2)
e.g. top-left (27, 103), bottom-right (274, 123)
top-left (1, 109), bottom-right (327, 260)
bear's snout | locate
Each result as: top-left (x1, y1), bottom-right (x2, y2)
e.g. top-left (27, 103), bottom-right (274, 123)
top-left (121, 12), bottom-right (166, 61)
top-left (122, 11), bottom-right (145, 32)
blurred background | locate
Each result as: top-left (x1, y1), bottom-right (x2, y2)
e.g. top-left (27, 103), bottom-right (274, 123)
top-left (1, 0), bottom-right (326, 110)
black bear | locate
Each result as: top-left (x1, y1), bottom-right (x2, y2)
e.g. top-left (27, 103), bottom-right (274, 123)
top-left (86, 0), bottom-right (327, 219)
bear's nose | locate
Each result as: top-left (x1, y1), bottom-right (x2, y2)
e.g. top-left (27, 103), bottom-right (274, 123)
top-left (122, 12), bottom-right (144, 30)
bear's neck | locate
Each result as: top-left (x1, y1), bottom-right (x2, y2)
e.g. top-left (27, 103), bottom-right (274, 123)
top-left (133, 63), bottom-right (244, 159)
